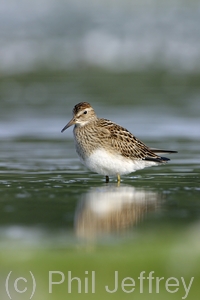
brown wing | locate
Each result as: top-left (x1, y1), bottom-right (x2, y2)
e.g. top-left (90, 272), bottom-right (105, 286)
top-left (96, 119), bottom-right (166, 162)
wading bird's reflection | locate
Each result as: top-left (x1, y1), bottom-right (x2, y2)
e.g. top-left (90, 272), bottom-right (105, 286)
top-left (74, 185), bottom-right (160, 239)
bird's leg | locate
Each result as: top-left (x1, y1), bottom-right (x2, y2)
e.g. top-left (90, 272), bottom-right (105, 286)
top-left (117, 174), bottom-right (121, 185)
top-left (105, 175), bottom-right (109, 183)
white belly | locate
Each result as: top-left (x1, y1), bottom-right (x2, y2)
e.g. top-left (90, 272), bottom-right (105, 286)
top-left (79, 148), bottom-right (157, 176)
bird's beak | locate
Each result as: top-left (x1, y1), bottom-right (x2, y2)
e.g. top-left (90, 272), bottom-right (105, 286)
top-left (61, 118), bottom-right (75, 132)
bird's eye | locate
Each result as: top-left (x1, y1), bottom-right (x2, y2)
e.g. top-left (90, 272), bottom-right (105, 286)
top-left (83, 110), bottom-right (87, 114)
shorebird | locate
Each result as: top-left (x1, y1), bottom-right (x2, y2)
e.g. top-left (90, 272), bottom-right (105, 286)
top-left (61, 102), bottom-right (177, 183)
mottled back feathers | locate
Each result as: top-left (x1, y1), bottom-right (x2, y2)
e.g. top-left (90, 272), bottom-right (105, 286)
top-left (95, 119), bottom-right (165, 162)
top-left (74, 117), bottom-right (167, 162)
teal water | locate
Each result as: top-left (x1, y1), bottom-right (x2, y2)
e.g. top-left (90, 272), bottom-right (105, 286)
top-left (0, 70), bottom-right (199, 246)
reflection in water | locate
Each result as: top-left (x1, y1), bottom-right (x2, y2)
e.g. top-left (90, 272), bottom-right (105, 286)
top-left (74, 185), bottom-right (161, 239)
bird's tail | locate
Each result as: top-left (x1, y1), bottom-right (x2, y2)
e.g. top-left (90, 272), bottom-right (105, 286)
top-left (144, 149), bottom-right (177, 163)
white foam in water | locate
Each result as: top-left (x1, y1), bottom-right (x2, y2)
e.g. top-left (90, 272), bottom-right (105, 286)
top-left (0, 0), bottom-right (200, 74)
top-left (0, 111), bottom-right (199, 140)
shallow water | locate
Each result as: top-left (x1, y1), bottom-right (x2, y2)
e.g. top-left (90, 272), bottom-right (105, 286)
top-left (0, 70), bottom-right (199, 247)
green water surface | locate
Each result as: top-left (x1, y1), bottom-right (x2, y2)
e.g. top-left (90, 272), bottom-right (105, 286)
top-left (0, 70), bottom-right (200, 300)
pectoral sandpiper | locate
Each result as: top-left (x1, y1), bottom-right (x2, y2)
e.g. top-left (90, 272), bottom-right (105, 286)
top-left (61, 102), bottom-right (177, 183)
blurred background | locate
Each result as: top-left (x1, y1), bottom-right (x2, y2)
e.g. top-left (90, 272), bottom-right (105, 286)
top-left (0, 0), bottom-right (200, 299)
